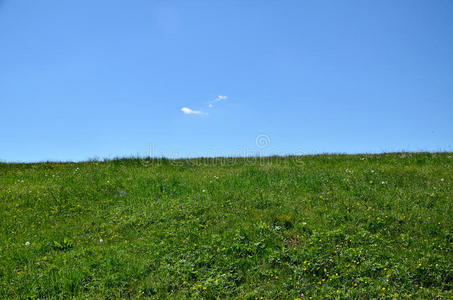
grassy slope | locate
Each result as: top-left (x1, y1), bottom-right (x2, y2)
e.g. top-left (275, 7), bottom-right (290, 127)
top-left (0, 153), bottom-right (452, 299)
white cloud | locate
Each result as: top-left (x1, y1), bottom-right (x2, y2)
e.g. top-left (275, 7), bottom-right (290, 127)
top-left (208, 95), bottom-right (228, 108)
top-left (181, 107), bottom-right (205, 115)
top-left (181, 95), bottom-right (228, 115)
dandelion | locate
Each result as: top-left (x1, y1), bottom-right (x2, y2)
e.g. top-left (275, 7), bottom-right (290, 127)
top-left (99, 239), bottom-right (103, 243)
top-left (25, 241), bottom-right (30, 246)
top-left (440, 178), bottom-right (444, 182)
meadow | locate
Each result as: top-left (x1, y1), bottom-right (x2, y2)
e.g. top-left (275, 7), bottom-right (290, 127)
top-left (0, 153), bottom-right (452, 299)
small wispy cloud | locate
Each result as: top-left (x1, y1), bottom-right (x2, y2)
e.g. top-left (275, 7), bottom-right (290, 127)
top-left (181, 95), bottom-right (228, 115)
top-left (181, 107), bottom-right (205, 115)
top-left (208, 95), bottom-right (228, 108)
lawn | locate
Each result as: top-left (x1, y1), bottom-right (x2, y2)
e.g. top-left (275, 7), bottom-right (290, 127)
top-left (0, 153), bottom-right (452, 298)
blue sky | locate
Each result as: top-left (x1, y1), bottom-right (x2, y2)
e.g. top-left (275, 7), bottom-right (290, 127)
top-left (1, 0), bottom-right (452, 162)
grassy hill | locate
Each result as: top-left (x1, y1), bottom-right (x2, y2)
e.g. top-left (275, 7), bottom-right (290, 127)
top-left (0, 153), bottom-right (452, 298)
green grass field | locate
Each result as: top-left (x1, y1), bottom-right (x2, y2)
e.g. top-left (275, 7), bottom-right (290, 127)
top-left (0, 153), bottom-right (452, 299)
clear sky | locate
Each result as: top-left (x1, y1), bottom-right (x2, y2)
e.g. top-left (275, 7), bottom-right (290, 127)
top-left (1, 0), bottom-right (452, 162)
